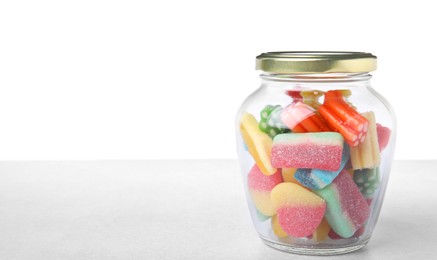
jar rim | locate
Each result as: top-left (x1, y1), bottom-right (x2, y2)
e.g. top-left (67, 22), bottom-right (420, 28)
top-left (256, 51), bottom-right (377, 74)
top-left (260, 72), bottom-right (372, 83)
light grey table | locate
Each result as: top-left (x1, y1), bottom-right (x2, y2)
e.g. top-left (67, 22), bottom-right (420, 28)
top-left (0, 160), bottom-right (435, 259)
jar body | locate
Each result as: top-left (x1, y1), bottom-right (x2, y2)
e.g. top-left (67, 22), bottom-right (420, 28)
top-left (235, 73), bottom-right (396, 255)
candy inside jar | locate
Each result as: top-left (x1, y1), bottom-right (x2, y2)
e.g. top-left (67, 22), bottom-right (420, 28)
top-left (236, 52), bottom-right (395, 255)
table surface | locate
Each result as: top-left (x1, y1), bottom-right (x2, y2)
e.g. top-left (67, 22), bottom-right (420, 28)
top-left (0, 160), bottom-right (436, 260)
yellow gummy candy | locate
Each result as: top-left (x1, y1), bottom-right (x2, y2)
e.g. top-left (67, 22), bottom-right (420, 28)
top-left (281, 168), bottom-right (298, 183)
top-left (250, 190), bottom-right (276, 216)
top-left (300, 89), bottom-right (352, 109)
top-left (271, 183), bottom-right (325, 211)
top-left (240, 113), bottom-right (276, 175)
top-left (282, 168), bottom-right (310, 190)
top-left (301, 90), bottom-right (324, 109)
top-left (312, 217), bottom-right (330, 241)
top-left (338, 89), bottom-right (352, 98)
top-left (350, 112), bottom-right (381, 170)
top-left (272, 215), bottom-right (288, 238)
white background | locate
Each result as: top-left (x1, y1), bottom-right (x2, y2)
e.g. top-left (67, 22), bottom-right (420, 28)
top-left (0, 0), bottom-right (435, 160)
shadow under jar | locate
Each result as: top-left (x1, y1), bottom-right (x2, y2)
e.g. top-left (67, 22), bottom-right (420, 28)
top-left (235, 52), bottom-right (396, 255)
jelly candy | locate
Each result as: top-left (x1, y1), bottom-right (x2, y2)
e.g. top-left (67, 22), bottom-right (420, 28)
top-left (353, 168), bottom-right (380, 198)
top-left (259, 105), bottom-right (290, 138)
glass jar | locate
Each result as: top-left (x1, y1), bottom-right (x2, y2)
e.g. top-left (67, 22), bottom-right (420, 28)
top-left (235, 52), bottom-right (396, 255)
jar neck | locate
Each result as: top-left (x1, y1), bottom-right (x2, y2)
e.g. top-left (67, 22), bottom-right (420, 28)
top-left (260, 72), bottom-right (372, 83)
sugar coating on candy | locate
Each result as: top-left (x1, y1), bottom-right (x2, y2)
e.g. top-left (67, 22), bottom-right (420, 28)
top-left (354, 168), bottom-right (380, 198)
top-left (259, 105), bottom-right (290, 138)
top-left (271, 132), bottom-right (344, 171)
top-left (248, 165), bottom-right (283, 192)
top-left (276, 207), bottom-right (326, 238)
top-left (295, 144), bottom-right (350, 190)
top-left (271, 183), bottom-right (326, 237)
top-left (376, 123), bottom-right (391, 152)
top-left (248, 165), bottom-right (283, 216)
top-left (314, 170), bottom-right (369, 238)
top-left (240, 113), bottom-right (276, 175)
top-left (281, 101), bottom-right (316, 130)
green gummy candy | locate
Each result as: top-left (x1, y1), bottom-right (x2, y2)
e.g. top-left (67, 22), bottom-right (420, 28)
top-left (259, 105), bottom-right (290, 138)
top-left (353, 168), bottom-right (380, 198)
top-left (260, 105), bottom-right (275, 120)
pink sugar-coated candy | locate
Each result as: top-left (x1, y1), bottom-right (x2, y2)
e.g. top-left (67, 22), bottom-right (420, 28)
top-left (248, 165), bottom-right (283, 216)
top-left (314, 170), bottom-right (370, 238)
top-left (271, 132), bottom-right (344, 171)
top-left (271, 183), bottom-right (326, 237)
top-left (376, 123), bottom-right (391, 152)
top-left (366, 198), bottom-right (373, 206)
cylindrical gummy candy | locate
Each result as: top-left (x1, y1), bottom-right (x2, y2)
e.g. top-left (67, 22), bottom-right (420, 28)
top-left (353, 168), bottom-right (380, 198)
top-left (281, 101), bottom-right (330, 133)
top-left (318, 90), bottom-right (368, 147)
top-left (300, 90), bottom-right (324, 109)
top-left (259, 105), bottom-right (290, 138)
top-left (350, 112), bottom-right (381, 170)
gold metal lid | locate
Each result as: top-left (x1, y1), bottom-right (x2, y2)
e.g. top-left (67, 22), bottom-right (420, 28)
top-left (256, 51), bottom-right (377, 74)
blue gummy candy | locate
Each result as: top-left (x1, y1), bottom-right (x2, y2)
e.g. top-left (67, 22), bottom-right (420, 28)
top-left (295, 144), bottom-right (350, 190)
